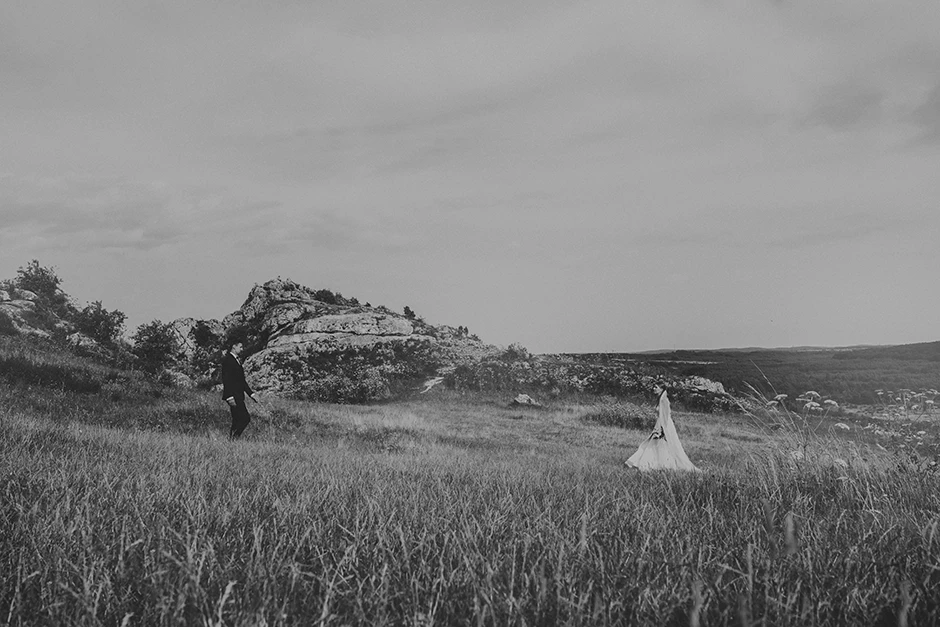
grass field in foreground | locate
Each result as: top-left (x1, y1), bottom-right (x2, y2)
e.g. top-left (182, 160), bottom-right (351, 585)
top-left (1, 388), bottom-right (939, 626)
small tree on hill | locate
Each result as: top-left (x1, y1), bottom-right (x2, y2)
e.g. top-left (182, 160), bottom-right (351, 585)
top-left (15, 260), bottom-right (71, 316)
top-left (403, 306), bottom-right (416, 320)
top-left (191, 320), bottom-right (222, 351)
top-left (72, 300), bottom-right (127, 345)
top-left (190, 320), bottom-right (224, 375)
top-left (313, 289), bottom-right (338, 305)
top-left (500, 342), bottom-right (531, 362)
top-left (131, 320), bottom-right (180, 374)
top-left (0, 310), bottom-right (17, 336)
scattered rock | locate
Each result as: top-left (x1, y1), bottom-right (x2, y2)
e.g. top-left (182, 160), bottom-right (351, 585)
top-left (511, 393), bottom-right (542, 408)
top-left (165, 371), bottom-right (196, 388)
top-left (67, 332), bottom-right (98, 350)
top-left (212, 278), bottom-right (497, 399)
top-left (419, 377), bottom-right (445, 394)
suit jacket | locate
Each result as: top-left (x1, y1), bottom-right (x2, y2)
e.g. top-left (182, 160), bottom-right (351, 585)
top-left (221, 352), bottom-right (254, 402)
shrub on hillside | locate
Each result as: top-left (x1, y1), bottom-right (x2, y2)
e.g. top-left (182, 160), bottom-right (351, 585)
top-left (192, 320), bottom-right (222, 351)
top-left (313, 289), bottom-right (342, 305)
top-left (14, 260), bottom-right (72, 317)
top-left (21, 306), bottom-right (61, 334)
top-left (71, 300), bottom-right (127, 346)
top-left (189, 320), bottom-right (224, 376)
top-left (0, 311), bottom-right (17, 336)
top-left (445, 359), bottom-right (535, 392)
top-left (131, 320), bottom-right (181, 375)
top-left (499, 343), bottom-right (531, 363)
top-left (295, 368), bottom-right (391, 404)
top-left (279, 340), bottom-right (442, 403)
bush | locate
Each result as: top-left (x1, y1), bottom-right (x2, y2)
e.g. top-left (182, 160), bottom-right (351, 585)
top-left (71, 300), bottom-right (126, 345)
top-left (190, 320), bottom-right (224, 376)
top-left (275, 340), bottom-right (443, 403)
top-left (500, 343), bottom-right (531, 362)
top-left (0, 310), bottom-right (17, 336)
top-left (295, 368), bottom-right (391, 404)
top-left (14, 260), bottom-right (71, 316)
top-left (313, 289), bottom-right (339, 305)
top-left (191, 320), bottom-right (222, 351)
top-left (131, 320), bottom-right (181, 374)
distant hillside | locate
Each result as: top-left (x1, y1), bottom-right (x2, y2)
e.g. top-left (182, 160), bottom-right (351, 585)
top-left (832, 341), bottom-right (940, 362)
top-left (571, 342), bottom-right (940, 405)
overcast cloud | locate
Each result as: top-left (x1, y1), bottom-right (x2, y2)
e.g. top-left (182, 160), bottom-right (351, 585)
top-left (2, 0), bottom-right (939, 352)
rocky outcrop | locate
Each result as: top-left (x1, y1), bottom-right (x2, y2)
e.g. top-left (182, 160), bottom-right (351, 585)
top-left (267, 312), bottom-right (424, 348)
top-left (176, 277), bottom-right (740, 409)
top-left (212, 278), bottom-right (494, 400)
top-left (0, 288), bottom-right (49, 337)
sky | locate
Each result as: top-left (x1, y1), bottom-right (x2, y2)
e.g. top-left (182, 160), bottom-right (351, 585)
top-left (2, 0), bottom-right (939, 353)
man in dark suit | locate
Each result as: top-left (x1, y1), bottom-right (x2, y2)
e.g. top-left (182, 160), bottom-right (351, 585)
top-left (221, 341), bottom-right (257, 439)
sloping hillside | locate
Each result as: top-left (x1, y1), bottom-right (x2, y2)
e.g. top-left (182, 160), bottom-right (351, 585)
top-left (832, 341), bottom-right (940, 362)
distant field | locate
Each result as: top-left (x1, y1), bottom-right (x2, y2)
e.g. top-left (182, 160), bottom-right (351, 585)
top-left (566, 341), bottom-right (940, 405)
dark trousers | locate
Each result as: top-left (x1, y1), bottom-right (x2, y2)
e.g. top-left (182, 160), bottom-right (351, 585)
top-left (229, 400), bottom-right (251, 439)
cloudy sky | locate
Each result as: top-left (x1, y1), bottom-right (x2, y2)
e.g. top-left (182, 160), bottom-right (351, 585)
top-left (2, 0), bottom-right (939, 353)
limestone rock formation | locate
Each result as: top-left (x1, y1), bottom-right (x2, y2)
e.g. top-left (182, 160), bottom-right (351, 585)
top-left (0, 287), bottom-right (47, 337)
top-left (511, 393), bottom-right (543, 408)
top-left (214, 278), bottom-right (495, 400)
top-left (171, 277), bottom-right (739, 410)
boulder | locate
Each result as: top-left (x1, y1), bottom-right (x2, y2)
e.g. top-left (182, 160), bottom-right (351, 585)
top-left (165, 371), bottom-right (196, 388)
top-left (0, 300), bottom-right (48, 337)
top-left (10, 289), bottom-right (38, 302)
top-left (67, 332), bottom-right (98, 350)
top-left (685, 376), bottom-right (726, 395)
top-left (511, 393), bottom-right (542, 408)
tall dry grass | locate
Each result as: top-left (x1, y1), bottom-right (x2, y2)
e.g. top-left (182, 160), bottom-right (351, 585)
top-left (2, 387), bottom-right (939, 626)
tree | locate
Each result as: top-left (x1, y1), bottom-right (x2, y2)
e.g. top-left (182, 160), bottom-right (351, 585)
top-left (500, 343), bottom-right (531, 362)
top-left (131, 320), bottom-right (180, 374)
top-left (191, 320), bottom-right (222, 351)
top-left (403, 306), bottom-right (416, 320)
top-left (190, 320), bottom-right (224, 375)
top-left (313, 289), bottom-right (338, 304)
top-left (0, 310), bottom-right (17, 336)
top-left (15, 260), bottom-right (71, 315)
top-left (72, 300), bottom-right (126, 345)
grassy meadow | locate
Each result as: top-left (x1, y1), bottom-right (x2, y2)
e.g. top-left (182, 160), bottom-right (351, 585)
top-left (2, 338), bottom-right (940, 625)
